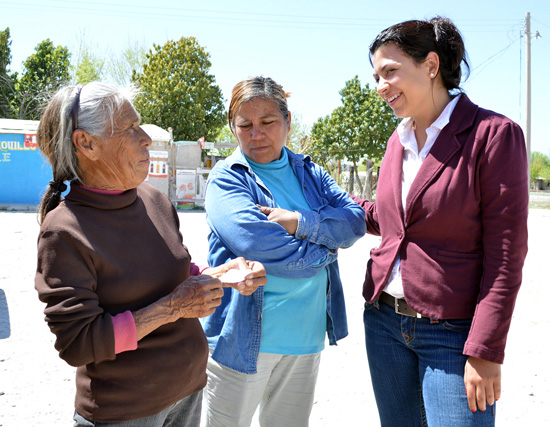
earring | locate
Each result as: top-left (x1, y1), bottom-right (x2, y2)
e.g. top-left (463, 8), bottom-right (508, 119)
top-left (430, 73), bottom-right (435, 78)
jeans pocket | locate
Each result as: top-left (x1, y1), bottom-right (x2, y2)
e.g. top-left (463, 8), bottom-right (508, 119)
top-left (442, 318), bottom-right (472, 333)
top-left (364, 301), bottom-right (376, 312)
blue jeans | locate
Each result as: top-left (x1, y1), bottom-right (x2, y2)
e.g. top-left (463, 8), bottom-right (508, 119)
top-left (363, 300), bottom-right (495, 427)
top-left (73, 391), bottom-right (202, 427)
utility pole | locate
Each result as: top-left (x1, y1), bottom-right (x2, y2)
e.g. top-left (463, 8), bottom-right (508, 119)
top-left (525, 12), bottom-right (531, 183)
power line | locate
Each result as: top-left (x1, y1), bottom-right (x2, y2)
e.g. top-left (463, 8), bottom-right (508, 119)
top-left (532, 18), bottom-right (550, 30)
top-left (0, 2), bottom-right (388, 31)
top-left (0, 1), bottom-right (394, 26)
top-left (468, 34), bottom-right (521, 81)
top-left (1, 1), bottom-right (527, 31)
top-left (1, 0), bottom-right (524, 23)
top-left (22, 0), bottom-right (391, 22)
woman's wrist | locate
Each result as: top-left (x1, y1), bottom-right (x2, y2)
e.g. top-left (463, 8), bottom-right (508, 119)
top-left (132, 297), bottom-right (176, 341)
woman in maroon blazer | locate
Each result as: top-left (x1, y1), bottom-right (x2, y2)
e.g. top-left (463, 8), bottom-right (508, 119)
top-left (351, 17), bottom-right (528, 426)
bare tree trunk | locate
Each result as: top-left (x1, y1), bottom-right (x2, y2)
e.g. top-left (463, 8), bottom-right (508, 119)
top-left (347, 164), bottom-right (355, 194)
top-left (354, 163), bottom-right (362, 197)
top-left (362, 158), bottom-right (374, 200)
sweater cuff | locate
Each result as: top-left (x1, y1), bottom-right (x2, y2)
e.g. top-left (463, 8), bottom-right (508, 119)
top-left (113, 310), bottom-right (138, 354)
top-left (189, 262), bottom-right (209, 276)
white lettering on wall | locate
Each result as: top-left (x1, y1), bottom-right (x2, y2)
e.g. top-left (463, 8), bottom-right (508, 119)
top-left (0, 140), bottom-right (36, 151)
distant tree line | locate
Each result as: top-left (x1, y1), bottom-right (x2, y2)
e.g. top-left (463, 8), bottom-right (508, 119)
top-left (308, 76), bottom-right (399, 198)
top-left (1, 29), bottom-right (70, 120)
top-left (4, 27), bottom-right (542, 196)
top-left (0, 28), bottom-right (225, 143)
top-left (531, 152), bottom-right (550, 187)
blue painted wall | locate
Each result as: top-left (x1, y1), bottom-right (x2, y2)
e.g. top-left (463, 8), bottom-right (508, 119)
top-left (0, 133), bottom-right (52, 204)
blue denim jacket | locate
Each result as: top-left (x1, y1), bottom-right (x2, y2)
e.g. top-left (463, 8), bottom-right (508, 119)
top-left (202, 147), bottom-right (366, 374)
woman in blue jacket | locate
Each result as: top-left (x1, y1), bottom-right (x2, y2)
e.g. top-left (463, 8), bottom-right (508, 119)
top-left (202, 76), bottom-right (366, 427)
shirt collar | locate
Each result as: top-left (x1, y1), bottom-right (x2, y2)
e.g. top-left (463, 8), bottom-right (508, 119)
top-left (431, 94), bottom-right (461, 131)
top-left (66, 183), bottom-right (138, 210)
top-left (397, 94), bottom-right (462, 149)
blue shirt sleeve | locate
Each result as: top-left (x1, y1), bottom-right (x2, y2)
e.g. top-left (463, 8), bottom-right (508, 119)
top-left (205, 163), bottom-right (337, 279)
top-left (295, 165), bottom-right (366, 249)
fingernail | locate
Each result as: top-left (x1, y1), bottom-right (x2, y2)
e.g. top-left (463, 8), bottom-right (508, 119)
top-left (465, 388), bottom-right (468, 394)
top-left (471, 409), bottom-right (476, 413)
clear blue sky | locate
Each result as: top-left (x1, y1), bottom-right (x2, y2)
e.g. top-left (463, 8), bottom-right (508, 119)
top-left (2, 0), bottom-right (549, 155)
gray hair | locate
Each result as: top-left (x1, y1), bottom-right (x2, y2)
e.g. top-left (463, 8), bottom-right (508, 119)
top-left (37, 82), bottom-right (137, 223)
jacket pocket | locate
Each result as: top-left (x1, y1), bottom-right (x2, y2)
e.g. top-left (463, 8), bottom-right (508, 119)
top-left (436, 249), bottom-right (482, 260)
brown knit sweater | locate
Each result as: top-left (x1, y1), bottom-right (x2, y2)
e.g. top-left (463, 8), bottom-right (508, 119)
top-left (35, 183), bottom-right (208, 422)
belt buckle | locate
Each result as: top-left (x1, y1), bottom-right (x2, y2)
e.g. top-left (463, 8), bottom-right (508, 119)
top-left (394, 298), bottom-right (422, 318)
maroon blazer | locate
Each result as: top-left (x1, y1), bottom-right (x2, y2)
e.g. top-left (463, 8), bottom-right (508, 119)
top-left (352, 95), bottom-right (529, 364)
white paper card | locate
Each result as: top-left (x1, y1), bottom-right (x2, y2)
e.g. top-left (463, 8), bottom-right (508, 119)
top-left (219, 269), bottom-right (253, 283)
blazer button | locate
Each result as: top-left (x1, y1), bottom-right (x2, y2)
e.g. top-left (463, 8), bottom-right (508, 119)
top-left (397, 231), bottom-right (404, 239)
top-left (301, 235), bottom-right (307, 239)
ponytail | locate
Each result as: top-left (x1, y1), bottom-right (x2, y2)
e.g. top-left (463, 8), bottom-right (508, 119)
top-left (430, 17), bottom-right (470, 90)
top-left (37, 85), bottom-right (80, 224)
top-left (36, 82), bottom-right (137, 224)
top-left (369, 16), bottom-right (470, 93)
top-left (38, 181), bottom-right (68, 224)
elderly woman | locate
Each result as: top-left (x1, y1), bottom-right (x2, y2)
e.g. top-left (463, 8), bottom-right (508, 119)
top-left (202, 76), bottom-right (366, 427)
top-left (34, 82), bottom-right (266, 427)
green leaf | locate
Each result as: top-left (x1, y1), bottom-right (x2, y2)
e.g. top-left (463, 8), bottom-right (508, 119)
top-left (132, 37), bottom-right (225, 141)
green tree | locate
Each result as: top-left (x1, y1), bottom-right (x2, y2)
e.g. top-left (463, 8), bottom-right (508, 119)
top-left (309, 114), bottom-right (342, 176)
top-left (531, 151), bottom-right (550, 183)
top-left (72, 33), bottom-right (105, 85)
top-left (107, 39), bottom-right (148, 86)
top-left (310, 76), bottom-right (398, 197)
top-left (286, 112), bottom-right (311, 155)
top-left (132, 37), bottom-right (225, 141)
top-left (0, 28), bottom-right (10, 73)
top-left (215, 125), bottom-right (236, 144)
top-left (15, 39), bottom-right (70, 119)
top-left (72, 32), bottom-right (104, 84)
top-left (73, 49), bottom-right (104, 84)
top-left (209, 125), bottom-right (237, 158)
top-left (0, 27), bottom-right (17, 118)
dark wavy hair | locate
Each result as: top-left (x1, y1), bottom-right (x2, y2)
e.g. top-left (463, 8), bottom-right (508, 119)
top-left (369, 16), bottom-right (470, 92)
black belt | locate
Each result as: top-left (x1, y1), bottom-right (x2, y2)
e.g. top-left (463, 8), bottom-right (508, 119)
top-left (379, 292), bottom-right (425, 318)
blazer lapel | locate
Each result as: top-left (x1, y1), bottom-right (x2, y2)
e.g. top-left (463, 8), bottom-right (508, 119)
top-left (387, 135), bottom-right (406, 221)
top-left (404, 95), bottom-right (477, 223)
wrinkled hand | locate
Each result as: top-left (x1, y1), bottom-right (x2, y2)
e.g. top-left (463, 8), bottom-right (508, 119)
top-left (214, 257), bottom-right (267, 296)
top-left (257, 205), bottom-right (298, 235)
top-left (464, 356), bottom-right (501, 412)
top-left (168, 275), bottom-right (224, 319)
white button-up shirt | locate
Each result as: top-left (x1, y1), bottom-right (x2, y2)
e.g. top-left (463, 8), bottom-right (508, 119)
top-left (384, 95), bottom-right (461, 298)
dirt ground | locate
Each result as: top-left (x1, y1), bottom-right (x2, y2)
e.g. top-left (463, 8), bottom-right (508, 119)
top-left (1, 208), bottom-right (548, 426)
